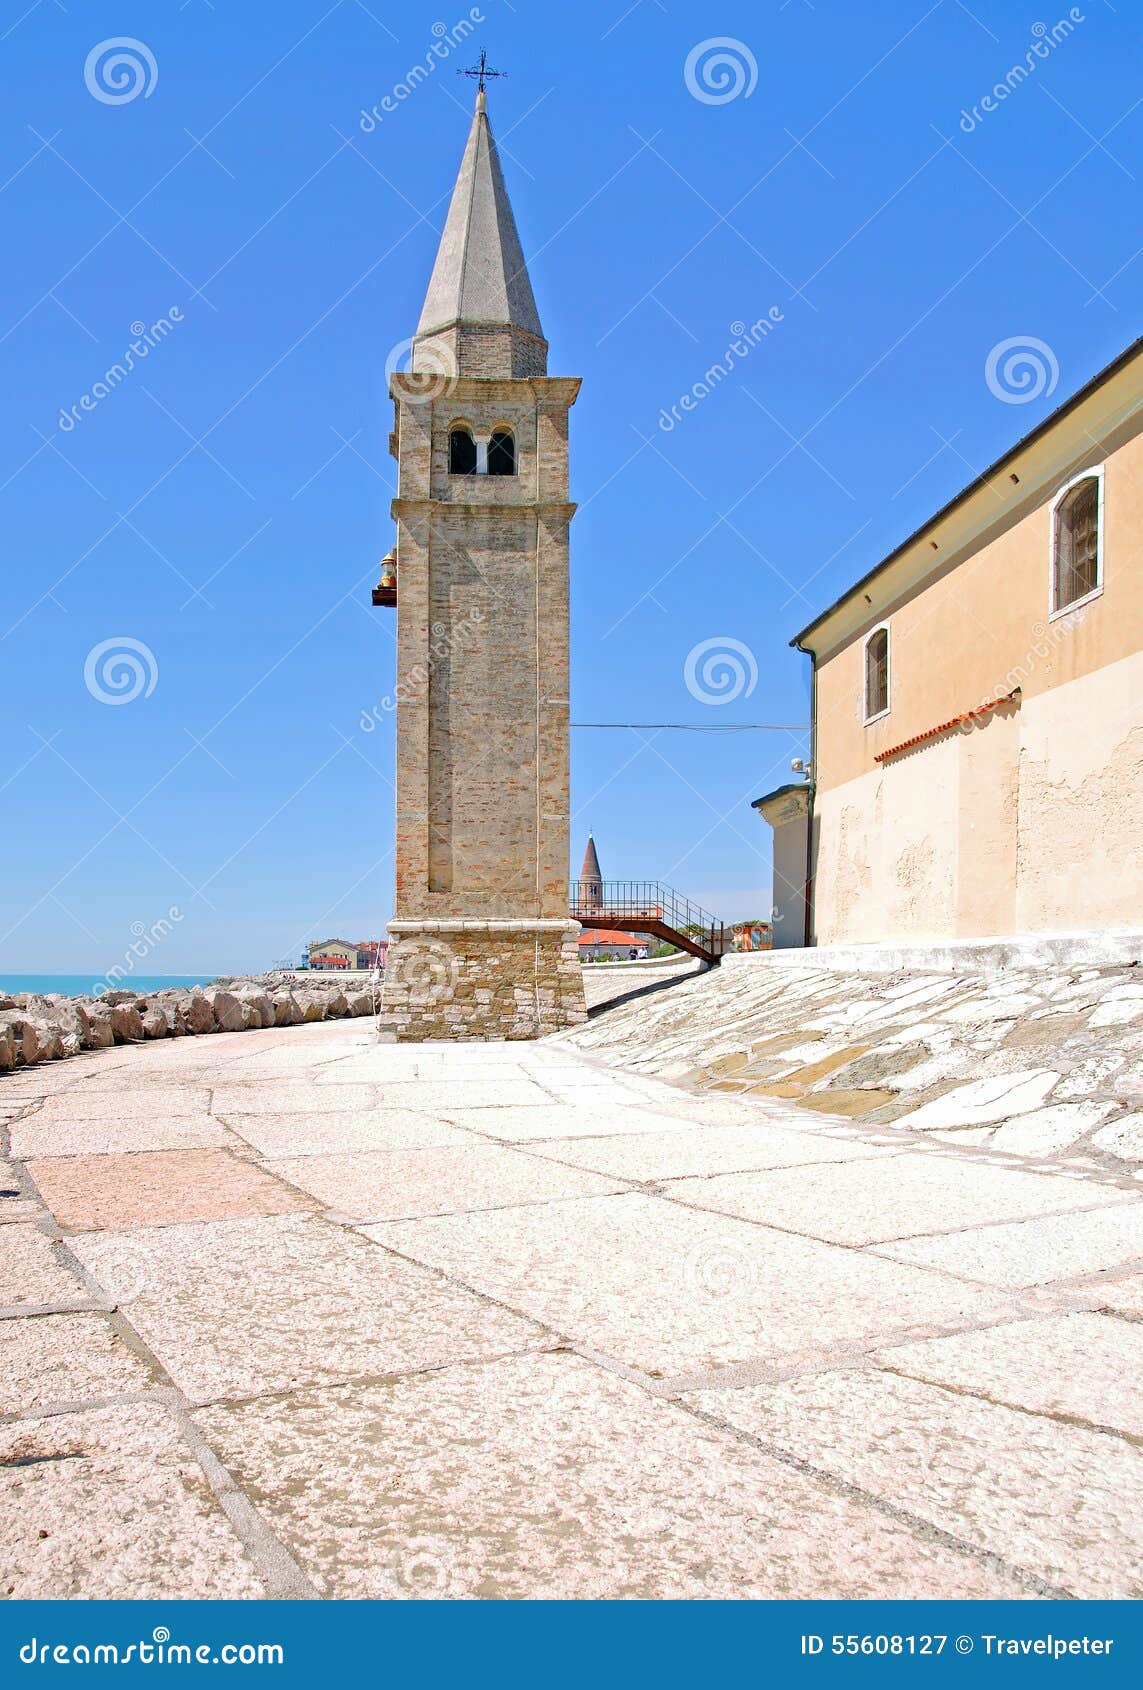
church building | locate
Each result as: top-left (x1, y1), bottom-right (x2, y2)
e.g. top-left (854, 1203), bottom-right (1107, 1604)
top-left (376, 82), bottom-right (587, 1039)
top-left (756, 336), bottom-right (1143, 948)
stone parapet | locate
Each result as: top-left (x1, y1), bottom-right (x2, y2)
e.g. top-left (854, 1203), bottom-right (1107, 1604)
top-left (378, 920), bottom-right (587, 1042)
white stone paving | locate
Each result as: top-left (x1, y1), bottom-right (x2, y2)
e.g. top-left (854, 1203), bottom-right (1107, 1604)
top-left (2, 982), bottom-right (1142, 1600)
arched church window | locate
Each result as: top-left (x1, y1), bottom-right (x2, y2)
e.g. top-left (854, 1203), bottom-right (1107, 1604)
top-left (448, 426), bottom-right (477, 475)
top-left (1051, 470), bottom-right (1102, 613)
top-left (864, 626), bottom-right (890, 722)
top-left (488, 428), bottom-right (516, 476)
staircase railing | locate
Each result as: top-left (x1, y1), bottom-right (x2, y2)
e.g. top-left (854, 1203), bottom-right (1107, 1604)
top-left (569, 879), bottom-right (726, 962)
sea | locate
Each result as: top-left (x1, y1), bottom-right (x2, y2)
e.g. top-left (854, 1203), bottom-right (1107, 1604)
top-left (0, 975), bottom-right (218, 998)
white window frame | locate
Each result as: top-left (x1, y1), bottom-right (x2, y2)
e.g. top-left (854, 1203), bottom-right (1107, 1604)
top-left (1049, 463), bottom-right (1104, 621)
top-left (863, 622), bottom-right (891, 726)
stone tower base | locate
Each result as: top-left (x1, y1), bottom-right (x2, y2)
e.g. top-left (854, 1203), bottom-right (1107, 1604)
top-left (378, 920), bottom-right (588, 1042)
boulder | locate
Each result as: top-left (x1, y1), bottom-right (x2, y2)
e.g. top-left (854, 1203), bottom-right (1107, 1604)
top-left (110, 1002), bottom-right (144, 1043)
top-left (151, 991), bottom-right (186, 1035)
top-left (233, 988), bottom-right (274, 1029)
top-left (211, 991), bottom-right (246, 1033)
top-left (85, 1003), bottom-right (115, 1049)
top-left (141, 1004), bottom-right (169, 1039)
top-left (184, 993), bottom-right (215, 1036)
top-left (14, 1016), bottom-right (62, 1063)
top-left (0, 1017), bottom-right (18, 1070)
top-left (346, 989), bottom-right (374, 1017)
top-left (296, 994), bottom-right (327, 1023)
top-left (272, 991), bottom-right (302, 1027)
top-left (101, 989), bottom-right (146, 1006)
top-left (323, 989), bottom-right (349, 1019)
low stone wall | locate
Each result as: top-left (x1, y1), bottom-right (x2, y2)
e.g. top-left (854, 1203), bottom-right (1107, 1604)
top-left (0, 975), bottom-right (377, 1072)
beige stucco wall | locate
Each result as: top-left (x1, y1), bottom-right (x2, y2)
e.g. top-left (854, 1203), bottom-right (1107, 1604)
top-left (807, 396), bottom-right (1143, 943)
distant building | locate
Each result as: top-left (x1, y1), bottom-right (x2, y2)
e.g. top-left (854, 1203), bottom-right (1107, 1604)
top-left (578, 929), bottom-right (649, 961)
top-left (307, 939), bottom-right (356, 971)
top-left (306, 938), bottom-right (389, 971)
top-left (730, 921), bottom-right (772, 953)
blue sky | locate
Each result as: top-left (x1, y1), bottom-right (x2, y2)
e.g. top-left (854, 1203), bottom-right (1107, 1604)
top-left (0, 0), bottom-right (1138, 974)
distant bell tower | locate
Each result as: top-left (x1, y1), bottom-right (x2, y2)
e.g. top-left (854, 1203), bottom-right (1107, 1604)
top-left (377, 83), bottom-right (587, 1040)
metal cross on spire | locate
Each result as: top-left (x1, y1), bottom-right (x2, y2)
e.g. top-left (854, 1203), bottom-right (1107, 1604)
top-left (458, 49), bottom-right (506, 93)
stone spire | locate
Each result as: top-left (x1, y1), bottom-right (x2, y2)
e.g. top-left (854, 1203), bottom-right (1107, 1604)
top-left (413, 89), bottom-right (548, 380)
top-left (580, 835), bottom-right (603, 908)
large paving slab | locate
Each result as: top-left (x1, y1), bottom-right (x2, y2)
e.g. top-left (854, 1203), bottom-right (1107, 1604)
top-left (442, 1102), bottom-right (718, 1142)
top-left (0, 1226), bottom-right (91, 1309)
top-left (8, 1111), bottom-right (233, 1158)
top-left (686, 1366), bottom-right (1143, 1597)
top-left (664, 1151), bottom-right (1128, 1246)
top-left (216, 1108), bottom-right (474, 1158)
top-left (372, 1192), bottom-right (1013, 1380)
top-left (69, 1213), bottom-right (544, 1402)
top-left (527, 1124), bottom-right (901, 1182)
top-left (0, 1311), bottom-right (157, 1412)
top-left (0, 1402), bottom-right (266, 1598)
top-left (873, 1311), bottom-right (1143, 1436)
top-left (208, 1082), bottom-right (391, 1115)
top-left (28, 1086), bottom-right (213, 1120)
top-left (28, 1149), bottom-right (314, 1231)
top-left (272, 1144), bottom-right (623, 1222)
top-left (194, 1349), bottom-right (1021, 1600)
top-left (877, 1200), bottom-right (1143, 1288)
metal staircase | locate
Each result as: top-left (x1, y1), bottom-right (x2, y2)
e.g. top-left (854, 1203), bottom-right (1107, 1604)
top-left (569, 880), bottom-right (726, 966)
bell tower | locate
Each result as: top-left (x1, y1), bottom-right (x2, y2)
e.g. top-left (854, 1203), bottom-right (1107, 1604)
top-left (377, 87), bottom-right (587, 1040)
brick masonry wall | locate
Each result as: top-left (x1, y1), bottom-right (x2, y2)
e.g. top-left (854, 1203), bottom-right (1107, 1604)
top-left (379, 922), bottom-right (587, 1040)
top-left (381, 372), bottom-right (587, 1038)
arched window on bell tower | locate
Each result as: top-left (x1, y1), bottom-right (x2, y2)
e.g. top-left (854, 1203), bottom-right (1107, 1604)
top-left (487, 427), bottom-right (516, 476)
top-left (449, 424), bottom-right (477, 475)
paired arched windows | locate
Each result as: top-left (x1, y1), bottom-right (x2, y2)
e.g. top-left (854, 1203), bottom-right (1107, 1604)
top-left (487, 429), bottom-right (515, 476)
top-left (447, 424), bottom-right (516, 477)
top-left (448, 425), bottom-right (477, 476)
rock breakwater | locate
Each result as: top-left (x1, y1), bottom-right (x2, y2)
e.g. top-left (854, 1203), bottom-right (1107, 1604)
top-left (0, 975), bottom-right (376, 1071)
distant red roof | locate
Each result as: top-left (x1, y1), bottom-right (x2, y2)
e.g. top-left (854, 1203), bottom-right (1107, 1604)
top-left (578, 929), bottom-right (645, 947)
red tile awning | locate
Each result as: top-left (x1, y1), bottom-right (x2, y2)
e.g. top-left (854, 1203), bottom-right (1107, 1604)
top-left (874, 687), bottom-right (1021, 765)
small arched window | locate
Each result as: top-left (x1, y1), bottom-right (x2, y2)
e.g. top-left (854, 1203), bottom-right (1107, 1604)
top-left (448, 426), bottom-right (476, 475)
top-left (864, 626), bottom-right (889, 722)
top-left (1052, 470), bottom-right (1102, 613)
top-left (487, 428), bottom-right (515, 476)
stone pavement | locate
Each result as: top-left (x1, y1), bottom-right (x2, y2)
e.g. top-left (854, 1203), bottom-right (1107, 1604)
top-left (2, 1000), bottom-right (1142, 1599)
top-left (571, 953), bottom-right (1143, 1171)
